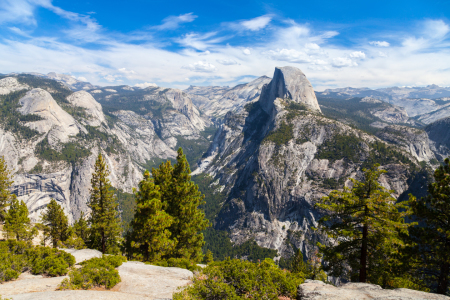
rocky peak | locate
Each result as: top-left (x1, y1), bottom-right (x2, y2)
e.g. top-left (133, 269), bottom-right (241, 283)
top-left (0, 77), bottom-right (29, 95)
top-left (259, 66), bottom-right (321, 115)
top-left (18, 88), bottom-right (80, 144)
top-left (67, 91), bottom-right (106, 126)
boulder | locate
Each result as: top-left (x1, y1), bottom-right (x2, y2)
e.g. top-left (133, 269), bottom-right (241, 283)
top-left (62, 248), bottom-right (103, 264)
top-left (298, 280), bottom-right (450, 300)
top-left (0, 272), bottom-right (67, 297)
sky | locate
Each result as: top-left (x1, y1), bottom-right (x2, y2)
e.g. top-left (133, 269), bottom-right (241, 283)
top-left (0, 0), bottom-right (449, 90)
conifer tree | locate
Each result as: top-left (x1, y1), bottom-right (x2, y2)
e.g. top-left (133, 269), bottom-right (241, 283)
top-left (88, 153), bottom-right (122, 254)
top-left (315, 164), bottom-right (413, 283)
top-left (4, 197), bottom-right (35, 240)
top-left (409, 158), bottom-right (450, 295)
top-left (0, 156), bottom-right (14, 222)
top-left (128, 170), bottom-right (174, 261)
top-left (74, 211), bottom-right (89, 243)
top-left (290, 249), bottom-right (310, 276)
top-left (152, 148), bottom-right (209, 262)
top-left (41, 199), bottom-right (69, 247)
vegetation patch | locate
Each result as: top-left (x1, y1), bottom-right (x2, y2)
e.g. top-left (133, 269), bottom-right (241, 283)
top-left (263, 122), bottom-right (294, 146)
top-left (173, 258), bottom-right (304, 300)
top-left (35, 138), bottom-right (90, 163)
top-left (316, 134), bottom-right (363, 164)
top-left (362, 141), bottom-right (415, 170)
top-left (59, 255), bottom-right (126, 290)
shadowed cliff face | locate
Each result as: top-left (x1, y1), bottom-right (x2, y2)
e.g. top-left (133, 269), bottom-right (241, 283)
top-left (196, 66), bottom-right (422, 259)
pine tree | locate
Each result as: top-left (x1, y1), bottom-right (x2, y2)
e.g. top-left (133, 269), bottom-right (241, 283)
top-left (4, 197), bottom-right (35, 241)
top-left (88, 153), bottom-right (122, 254)
top-left (152, 148), bottom-right (209, 262)
top-left (41, 199), bottom-right (69, 247)
top-left (290, 249), bottom-right (310, 277)
top-left (74, 211), bottom-right (89, 243)
top-left (0, 156), bottom-right (14, 222)
top-left (315, 164), bottom-right (413, 283)
top-left (409, 157), bottom-right (450, 295)
top-left (128, 170), bottom-right (174, 262)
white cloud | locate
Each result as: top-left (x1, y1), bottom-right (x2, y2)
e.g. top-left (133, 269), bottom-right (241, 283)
top-left (77, 76), bottom-right (87, 81)
top-left (263, 49), bottom-right (310, 63)
top-left (134, 82), bottom-right (158, 88)
top-left (8, 26), bottom-right (30, 37)
top-left (182, 61), bottom-right (217, 72)
top-left (243, 48), bottom-right (251, 55)
top-left (176, 32), bottom-right (225, 50)
top-left (104, 75), bottom-right (117, 82)
top-left (217, 59), bottom-right (239, 65)
top-left (239, 15), bottom-right (272, 31)
top-left (332, 57), bottom-right (357, 68)
top-left (370, 41), bottom-right (390, 47)
top-left (422, 19), bottom-right (450, 40)
top-left (154, 13), bottom-right (197, 30)
top-left (305, 43), bottom-right (320, 50)
top-left (350, 51), bottom-right (365, 59)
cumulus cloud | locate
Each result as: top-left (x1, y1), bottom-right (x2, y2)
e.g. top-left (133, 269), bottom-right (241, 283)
top-left (154, 13), bottom-right (197, 30)
top-left (370, 41), bottom-right (390, 47)
top-left (242, 48), bottom-right (251, 55)
top-left (77, 76), bottom-right (87, 81)
top-left (263, 49), bottom-right (310, 63)
top-left (350, 51), bottom-right (366, 59)
top-left (182, 61), bottom-right (217, 72)
top-left (217, 59), bottom-right (239, 65)
top-left (332, 57), bottom-right (357, 68)
top-left (134, 82), bottom-right (158, 88)
top-left (239, 15), bottom-right (272, 31)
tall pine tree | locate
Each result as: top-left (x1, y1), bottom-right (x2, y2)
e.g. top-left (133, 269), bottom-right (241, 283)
top-left (409, 157), bottom-right (450, 295)
top-left (74, 211), bottom-right (89, 244)
top-left (128, 170), bottom-right (174, 261)
top-left (4, 197), bottom-right (35, 241)
top-left (88, 153), bottom-right (122, 254)
top-left (315, 164), bottom-right (413, 283)
top-left (41, 199), bottom-right (69, 247)
top-left (152, 148), bottom-right (209, 262)
top-left (0, 156), bottom-right (14, 222)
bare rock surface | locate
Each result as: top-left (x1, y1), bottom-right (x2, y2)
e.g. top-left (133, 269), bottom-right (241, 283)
top-left (67, 91), bottom-right (106, 126)
top-left (8, 291), bottom-right (151, 300)
top-left (0, 77), bottom-right (28, 95)
top-left (0, 273), bottom-right (67, 296)
top-left (298, 280), bottom-right (450, 300)
top-left (114, 261), bottom-right (192, 298)
top-left (62, 248), bottom-right (103, 264)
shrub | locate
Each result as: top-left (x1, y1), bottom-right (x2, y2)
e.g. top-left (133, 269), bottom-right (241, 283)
top-left (59, 255), bottom-right (126, 290)
top-left (26, 246), bottom-right (75, 277)
top-left (173, 258), bottom-right (304, 300)
top-left (0, 240), bottom-right (31, 282)
top-left (153, 257), bottom-right (201, 272)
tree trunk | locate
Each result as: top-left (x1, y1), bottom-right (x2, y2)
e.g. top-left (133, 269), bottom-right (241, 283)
top-left (437, 262), bottom-right (449, 295)
top-left (359, 222), bottom-right (368, 282)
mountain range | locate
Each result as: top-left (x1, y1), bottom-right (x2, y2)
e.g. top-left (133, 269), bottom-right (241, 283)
top-left (1, 68), bottom-right (450, 259)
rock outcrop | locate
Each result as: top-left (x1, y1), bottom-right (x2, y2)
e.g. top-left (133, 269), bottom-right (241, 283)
top-left (18, 88), bottom-right (80, 144)
top-left (425, 116), bottom-right (450, 161)
top-left (259, 66), bottom-right (321, 114)
top-left (67, 91), bottom-right (106, 126)
top-left (298, 280), bottom-right (449, 300)
top-left (196, 66), bottom-right (421, 259)
top-left (0, 260), bottom-right (193, 300)
top-left (0, 77), bottom-right (28, 95)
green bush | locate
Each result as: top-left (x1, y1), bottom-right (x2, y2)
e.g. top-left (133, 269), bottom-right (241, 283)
top-left (26, 247), bottom-right (75, 276)
top-left (153, 257), bottom-right (201, 272)
top-left (0, 240), bottom-right (31, 282)
top-left (59, 255), bottom-right (126, 290)
top-left (173, 258), bottom-right (304, 300)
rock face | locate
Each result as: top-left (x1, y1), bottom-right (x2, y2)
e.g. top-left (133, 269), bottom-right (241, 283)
top-left (0, 77), bottom-right (29, 95)
top-left (375, 125), bottom-right (436, 162)
top-left (297, 280), bottom-right (449, 300)
top-left (259, 66), bottom-right (321, 114)
top-left (67, 91), bottom-right (106, 126)
top-left (18, 88), bottom-right (80, 144)
top-left (425, 116), bottom-right (450, 161)
top-left (196, 66), bottom-right (420, 258)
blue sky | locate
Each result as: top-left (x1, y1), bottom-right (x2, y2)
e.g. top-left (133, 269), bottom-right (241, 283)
top-left (0, 0), bottom-right (449, 90)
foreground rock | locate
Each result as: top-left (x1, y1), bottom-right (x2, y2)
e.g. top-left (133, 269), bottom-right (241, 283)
top-left (62, 248), bottom-right (102, 264)
top-left (298, 280), bottom-right (450, 300)
top-left (1, 261), bottom-right (192, 300)
top-left (113, 261), bottom-right (193, 298)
